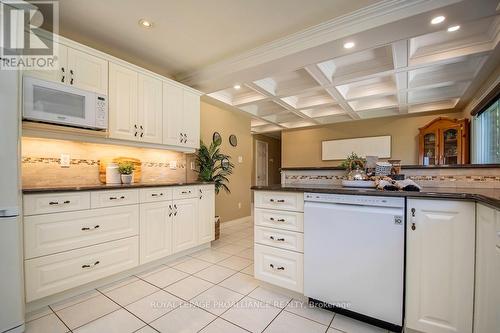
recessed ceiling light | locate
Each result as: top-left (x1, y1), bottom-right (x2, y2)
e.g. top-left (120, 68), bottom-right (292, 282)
top-left (139, 19), bottom-right (153, 28)
top-left (447, 25), bottom-right (460, 32)
top-left (233, 84), bottom-right (241, 90)
top-left (343, 41), bottom-right (355, 49)
top-left (431, 16), bottom-right (445, 25)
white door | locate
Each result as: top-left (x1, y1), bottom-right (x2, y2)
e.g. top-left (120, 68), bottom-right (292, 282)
top-left (140, 202), bottom-right (173, 264)
top-left (24, 41), bottom-right (67, 83)
top-left (406, 199), bottom-right (475, 333)
top-left (66, 47), bottom-right (108, 95)
top-left (172, 198), bottom-right (199, 253)
top-left (474, 204), bottom-right (500, 333)
top-left (108, 63), bottom-right (138, 141)
top-left (138, 74), bottom-right (163, 144)
top-left (198, 185), bottom-right (215, 244)
top-left (162, 83), bottom-right (183, 146)
top-left (255, 140), bottom-right (268, 186)
top-left (183, 89), bottom-right (200, 149)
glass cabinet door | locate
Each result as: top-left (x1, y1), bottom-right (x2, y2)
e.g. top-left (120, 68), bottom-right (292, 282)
top-left (442, 128), bottom-right (459, 165)
top-left (423, 133), bottom-right (437, 165)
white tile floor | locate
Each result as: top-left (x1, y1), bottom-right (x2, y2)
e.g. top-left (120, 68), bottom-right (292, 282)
top-left (25, 218), bottom-right (391, 333)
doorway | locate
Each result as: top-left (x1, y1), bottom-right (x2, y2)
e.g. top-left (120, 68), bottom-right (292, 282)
top-left (255, 140), bottom-right (268, 186)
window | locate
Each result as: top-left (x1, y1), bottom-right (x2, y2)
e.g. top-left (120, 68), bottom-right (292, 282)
top-left (472, 98), bottom-right (500, 164)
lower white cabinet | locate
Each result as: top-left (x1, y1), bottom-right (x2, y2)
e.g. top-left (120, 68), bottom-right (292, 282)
top-left (25, 236), bottom-right (139, 302)
top-left (172, 198), bottom-right (199, 253)
top-left (474, 204), bottom-right (500, 333)
top-left (405, 199), bottom-right (475, 333)
top-left (139, 202), bottom-right (173, 264)
top-left (198, 185), bottom-right (215, 244)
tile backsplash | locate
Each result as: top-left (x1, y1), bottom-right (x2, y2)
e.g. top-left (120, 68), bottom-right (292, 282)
top-left (282, 167), bottom-right (500, 188)
top-left (22, 137), bottom-right (194, 187)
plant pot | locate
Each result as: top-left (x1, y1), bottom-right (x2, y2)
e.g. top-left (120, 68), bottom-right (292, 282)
top-left (121, 174), bottom-right (133, 184)
top-left (214, 216), bottom-right (220, 240)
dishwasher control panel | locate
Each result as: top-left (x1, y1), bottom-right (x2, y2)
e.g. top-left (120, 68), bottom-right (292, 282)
top-left (304, 192), bottom-right (404, 208)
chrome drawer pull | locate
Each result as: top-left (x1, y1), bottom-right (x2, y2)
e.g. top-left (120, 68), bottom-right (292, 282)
top-left (181, 190), bottom-right (191, 194)
top-left (269, 217), bottom-right (286, 222)
top-left (269, 264), bottom-right (285, 270)
top-left (81, 225), bottom-right (100, 231)
top-left (151, 193), bottom-right (164, 197)
top-left (109, 196), bottom-right (126, 200)
top-left (269, 236), bottom-right (285, 242)
top-left (269, 199), bottom-right (285, 203)
top-left (49, 201), bottom-right (59, 205)
top-left (82, 261), bottom-right (100, 269)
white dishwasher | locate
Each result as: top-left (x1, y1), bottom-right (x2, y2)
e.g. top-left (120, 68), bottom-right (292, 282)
top-left (304, 193), bottom-right (405, 332)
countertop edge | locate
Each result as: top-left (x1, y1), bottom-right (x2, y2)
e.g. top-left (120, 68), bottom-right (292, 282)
top-left (23, 182), bottom-right (214, 194)
top-left (251, 186), bottom-right (500, 210)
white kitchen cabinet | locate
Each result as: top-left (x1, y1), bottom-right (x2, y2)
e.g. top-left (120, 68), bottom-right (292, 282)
top-left (162, 82), bottom-right (200, 149)
top-left (405, 199), bottom-right (475, 333)
top-left (172, 198), bottom-right (199, 253)
top-left (66, 47), bottom-right (108, 95)
top-left (109, 62), bottom-right (138, 141)
top-left (474, 204), bottom-right (500, 333)
top-left (24, 43), bottom-right (107, 95)
top-left (198, 185), bottom-right (215, 244)
top-left (138, 73), bottom-right (163, 144)
top-left (140, 202), bottom-right (173, 264)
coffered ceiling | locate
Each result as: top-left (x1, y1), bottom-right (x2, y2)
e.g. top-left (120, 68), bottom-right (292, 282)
top-left (207, 13), bottom-right (500, 134)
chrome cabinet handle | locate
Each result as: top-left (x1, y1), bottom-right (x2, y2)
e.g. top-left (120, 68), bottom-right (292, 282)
top-left (49, 200), bottom-right (71, 205)
top-left (70, 69), bottom-right (74, 85)
top-left (269, 199), bottom-right (285, 203)
top-left (151, 193), bottom-right (164, 197)
top-left (81, 225), bottom-right (100, 231)
top-left (181, 190), bottom-right (191, 194)
top-left (410, 208), bottom-right (416, 231)
top-left (174, 204), bottom-right (178, 216)
top-left (61, 67), bottom-right (65, 82)
top-left (269, 236), bottom-right (285, 242)
top-left (269, 264), bottom-right (285, 270)
top-left (269, 217), bottom-right (285, 222)
top-left (82, 261), bottom-right (100, 269)
top-left (109, 196), bottom-right (125, 200)
top-left (168, 205), bottom-right (172, 217)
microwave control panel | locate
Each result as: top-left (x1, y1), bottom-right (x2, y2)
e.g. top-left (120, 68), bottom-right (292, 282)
top-left (95, 95), bottom-right (108, 129)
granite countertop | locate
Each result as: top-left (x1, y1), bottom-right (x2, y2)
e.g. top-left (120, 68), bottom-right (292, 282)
top-left (23, 182), bottom-right (214, 194)
top-left (251, 184), bottom-right (500, 209)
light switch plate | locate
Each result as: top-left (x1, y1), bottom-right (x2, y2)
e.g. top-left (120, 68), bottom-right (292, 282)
top-left (170, 161), bottom-right (177, 170)
top-left (190, 161), bottom-right (196, 170)
top-left (60, 154), bottom-right (70, 168)
top-left (238, 156), bottom-right (243, 163)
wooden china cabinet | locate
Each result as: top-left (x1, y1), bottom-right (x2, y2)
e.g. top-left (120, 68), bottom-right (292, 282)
top-left (418, 117), bottom-right (470, 165)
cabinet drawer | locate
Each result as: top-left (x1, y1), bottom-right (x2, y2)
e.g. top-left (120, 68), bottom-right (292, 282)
top-left (140, 187), bottom-right (173, 203)
top-left (255, 226), bottom-right (304, 253)
top-left (254, 208), bottom-right (304, 232)
top-left (172, 186), bottom-right (197, 199)
top-left (254, 191), bottom-right (304, 212)
top-left (25, 236), bottom-right (139, 302)
top-left (24, 205), bottom-right (139, 259)
top-left (24, 192), bottom-right (91, 216)
top-left (254, 244), bottom-right (303, 293)
top-left (91, 189), bottom-right (139, 208)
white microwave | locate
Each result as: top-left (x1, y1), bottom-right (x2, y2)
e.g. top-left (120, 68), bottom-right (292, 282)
top-left (23, 76), bottom-right (108, 130)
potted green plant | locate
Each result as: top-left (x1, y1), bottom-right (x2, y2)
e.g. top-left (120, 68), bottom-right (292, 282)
top-left (194, 137), bottom-right (234, 240)
top-left (118, 162), bottom-right (135, 184)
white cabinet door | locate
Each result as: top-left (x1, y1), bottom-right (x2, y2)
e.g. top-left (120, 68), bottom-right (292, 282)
top-left (162, 82), bottom-right (183, 146)
top-left (406, 199), bottom-right (475, 333)
top-left (474, 204), bottom-right (500, 333)
top-left (109, 63), bottom-right (138, 141)
top-left (24, 42), bottom-right (67, 83)
top-left (140, 202), bottom-right (173, 264)
top-left (67, 47), bottom-right (108, 95)
top-left (138, 73), bottom-right (162, 144)
top-left (172, 198), bottom-right (199, 253)
top-left (198, 185), bottom-right (215, 244)
top-left (183, 89), bottom-right (200, 149)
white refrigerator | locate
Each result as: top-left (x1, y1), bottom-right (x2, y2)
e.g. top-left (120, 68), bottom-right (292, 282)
top-left (0, 69), bottom-right (25, 332)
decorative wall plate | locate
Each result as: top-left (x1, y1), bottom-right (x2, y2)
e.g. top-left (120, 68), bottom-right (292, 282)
top-left (213, 132), bottom-right (221, 143)
top-left (229, 134), bottom-right (238, 147)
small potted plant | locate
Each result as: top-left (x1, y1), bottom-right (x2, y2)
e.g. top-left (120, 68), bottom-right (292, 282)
top-left (118, 162), bottom-right (135, 184)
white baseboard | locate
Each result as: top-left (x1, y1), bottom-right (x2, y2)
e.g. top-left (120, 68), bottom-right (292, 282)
top-left (220, 215), bottom-right (252, 226)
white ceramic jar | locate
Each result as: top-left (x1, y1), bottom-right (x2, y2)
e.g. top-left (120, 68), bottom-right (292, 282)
top-left (105, 163), bottom-right (121, 184)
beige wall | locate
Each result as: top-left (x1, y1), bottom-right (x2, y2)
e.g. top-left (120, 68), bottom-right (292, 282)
top-left (252, 134), bottom-right (282, 185)
top-left (282, 111), bottom-right (465, 167)
top-left (193, 98), bottom-right (252, 222)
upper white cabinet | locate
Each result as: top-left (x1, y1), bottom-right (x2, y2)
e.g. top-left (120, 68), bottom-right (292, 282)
top-left (163, 83), bottom-right (200, 149)
top-left (25, 43), bottom-right (108, 95)
top-left (405, 199), bottom-right (475, 333)
top-left (198, 185), bottom-right (215, 244)
top-left (66, 47), bottom-right (108, 95)
top-left (474, 204), bottom-right (500, 333)
top-left (109, 63), bottom-right (163, 144)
